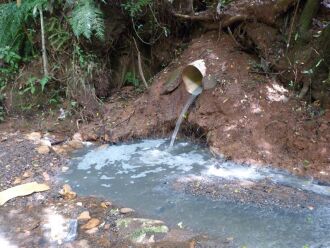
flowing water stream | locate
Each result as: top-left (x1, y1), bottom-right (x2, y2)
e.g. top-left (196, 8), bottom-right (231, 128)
top-left (62, 139), bottom-right (330, 248)
top-left (169, 88), bottom-right (202, 147)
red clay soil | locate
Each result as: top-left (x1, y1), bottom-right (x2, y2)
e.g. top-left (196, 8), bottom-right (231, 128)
top-left (81, 31), bottom-right (330, 182)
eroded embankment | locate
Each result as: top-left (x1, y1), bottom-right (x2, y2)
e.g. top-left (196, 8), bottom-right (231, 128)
top-left (81, 31), bottom-right (330, 182)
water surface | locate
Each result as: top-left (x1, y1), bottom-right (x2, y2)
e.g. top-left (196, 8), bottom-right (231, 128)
top-left (62, 139), bottom-right (330, 248)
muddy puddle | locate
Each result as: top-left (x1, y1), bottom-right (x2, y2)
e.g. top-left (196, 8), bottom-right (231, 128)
top-left (62, 139), bottom-right (330, 247)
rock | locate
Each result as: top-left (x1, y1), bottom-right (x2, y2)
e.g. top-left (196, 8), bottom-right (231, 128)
top-left (22, 170), bottom-right (33, 178)
top-left (85, 227), bottom-right (98, 234)
top-left (59, 184), bottom-right (77, 200)
top-left (61, 144), bottom-right (74, 153)
top-left (73, 132), bottom-right (83, 142)
top-left (116, 218), bottom-right (168, 244)
top-left (83, 132), bottom-right (98, 142)
top-left (36, 145), bottom-right (50, 154)
top-left (40, 139), bottom-right (52, 147)
top-left (53, 146), bottom-right (67, 155)
top-left (77, 211), bottom-right (91, 221)
top-left (62, 166), bottom-right (69, 172)
top-left (100, 201), bottom-right (112, 209)
top-left (75, 239), bottom-right (90, 248)
top-left (81, 218), bottom-right (100, 230)
top-left (160, 68), bottom-right (182, 95)
top-left (26, 132), bottom-right (41, 141)
top-left (120, 208), bottom-right (135, 214)
top-left (97, 144), bottom-right (109, 150)
top-left (13, 177), bottom-right (22, 185)
top-left (44, 217), bottom-right (78, 245)
top-left (67, 140), bottom-right (84, 150)
top-left (42, 172), bottom-right (50, 181)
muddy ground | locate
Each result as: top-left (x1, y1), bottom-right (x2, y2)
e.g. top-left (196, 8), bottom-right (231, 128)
top-left (1, 129), bottom-right (218, 247)
top-left (0, 17), bottom-right (329, 248)
top-left (80, 31), bottom-right (330, 183)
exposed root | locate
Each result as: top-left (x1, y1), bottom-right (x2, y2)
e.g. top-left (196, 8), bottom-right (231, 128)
top-left (133, 38), bottom-right (149, 89)
top-left (298, 79), bottom-right (310, 99)
top-left (172, 11), bottom-right (250, 29)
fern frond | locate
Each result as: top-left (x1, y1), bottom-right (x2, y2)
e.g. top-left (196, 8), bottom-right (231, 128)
top-left (0, 0), bottom-right (48, 52)
top-left (69, 0), bottom-right (105, 41)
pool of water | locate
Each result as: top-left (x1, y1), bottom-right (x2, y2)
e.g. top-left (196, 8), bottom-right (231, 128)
top-left (62, 139), bottom-right (330, 248)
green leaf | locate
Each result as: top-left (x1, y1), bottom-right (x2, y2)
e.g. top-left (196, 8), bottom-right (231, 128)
top-left (69, 0), bottom-right (105, 41)
top-left (40, 76), bottom-right (49, 92)
top-left (315, 59), bottom-right (324, 68)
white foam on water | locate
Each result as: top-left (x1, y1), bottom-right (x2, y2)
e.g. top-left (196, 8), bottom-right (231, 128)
top-left (65, 139), bottom-right (330, 248)
top-left (75, 138), bottom-right (330, 197)
top-left (204, 164), bottom-right (264, 180)
top-left (78, 139), bottom-right (166, 170)
top-left (100, 175), bottom-right (115, 180)
top-left (131, 167), bottom-right (165, 179)
top-left (101, 184), bottom-right (111, 188)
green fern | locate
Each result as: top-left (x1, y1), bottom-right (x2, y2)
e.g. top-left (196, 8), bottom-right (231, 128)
top-left (122, 0), bottom-right (152, 17)
top-left (69, 0), bottom-right (105, 41)
top-left (0, 0), bottom-right (48, 53)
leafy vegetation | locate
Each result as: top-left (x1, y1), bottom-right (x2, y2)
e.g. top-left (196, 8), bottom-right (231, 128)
top-left (0, 47), bottom-right (21, 87)
top-left (0, 0), bottom-right (110, 120)
top-left (69, 0), bottom-right (105, 40)
top-left (122, 0), bottom-right (152, 17)
top-left (0, 0), bottom-right (47, 53)
top-left (124, 71), bottom-right (140, 87)
top-left (0, 0), bottom-right (328, 123)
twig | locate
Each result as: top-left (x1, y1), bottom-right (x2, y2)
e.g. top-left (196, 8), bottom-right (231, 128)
top-left (51, 139), bottom-right (67, 146)
top-left (172, 12), bottom-right (213, 21)
top-left (112, 109), bottom-right (135, 128)
top-left (173, 11), bottom-right (250, 28)
top-left (39, 7), bottom-right (49, 77)
top-left (286, 0), bottom-right (300, 51)
top-left (131, 17), bottom-right (153, 45)
top-left (298, 78), bottom-right (310, 99)
top-left (222, 15), bottom-right (250, 28)
top-left (227, 26), bottom-right (244, 48)
top-left (133, 38), bottom-right (149, 89)
top-left (249, 70), bottom-right (282, 75)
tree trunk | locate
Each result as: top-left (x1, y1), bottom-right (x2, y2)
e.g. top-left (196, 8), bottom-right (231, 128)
top-left (319, 23), bottom-right (330, 65)
top-left (39, 7), bottom-right (49, 77)
top-left (297, 0), bottom-right (320, 43)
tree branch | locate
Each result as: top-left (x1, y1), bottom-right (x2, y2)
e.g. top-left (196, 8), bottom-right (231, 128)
top-left (133, 38), bottom-right (148, 89)
top-left (39, 7), bottom-right (49, 77)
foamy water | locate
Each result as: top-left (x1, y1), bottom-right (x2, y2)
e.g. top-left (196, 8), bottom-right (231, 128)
top-left (62, 139), bottom-right (330, 247)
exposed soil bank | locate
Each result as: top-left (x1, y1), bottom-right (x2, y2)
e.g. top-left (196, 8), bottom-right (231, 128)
top-left (81, 31), bottom-right (330, 182)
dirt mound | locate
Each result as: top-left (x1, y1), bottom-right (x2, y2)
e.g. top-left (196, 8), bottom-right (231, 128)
top-left (81, 31), bottom-right (330, 182)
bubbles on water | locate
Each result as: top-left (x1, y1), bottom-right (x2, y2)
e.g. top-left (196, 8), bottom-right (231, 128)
top-left (205, 164), bottom-right (264, 180)
top-left (100, 175), bottom-right (115, 180)
top-left (101, 184), bottom-right (111, 188)
top-left (64, 139), bottom-right (330, 248)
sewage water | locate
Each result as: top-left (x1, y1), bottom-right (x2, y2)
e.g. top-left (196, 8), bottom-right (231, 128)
top-left (169, 89), bottom-right (201, 147)
top-left (62, 139), bottom-right (330, 248)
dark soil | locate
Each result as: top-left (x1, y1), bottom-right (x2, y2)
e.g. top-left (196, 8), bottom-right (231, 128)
top-left (173, 176), bottom-right (330, 212)
top-left (0, 131), bottom-right (65, 192)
